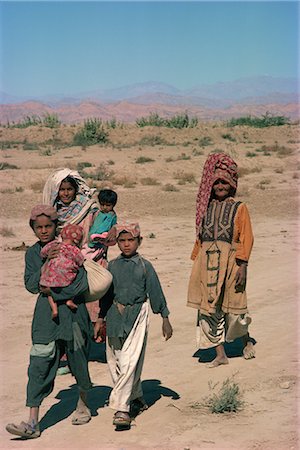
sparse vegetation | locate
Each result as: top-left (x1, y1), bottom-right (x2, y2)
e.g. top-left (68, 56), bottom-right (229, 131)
top-left (135, 156), bottom-right (155, 164)
top-left (140, 177), bottom-right (160, 186)
top-left (227, 112), bottom-right (290, 128)
top-left (138, 135), bottom-right (167, 146)
top-left (0, 226), bottom-right (15, 237)
top-left (173, 170), bottom-right (196, 184)
top-left (238, 166), bottom-right (262, 177)
top-left (200, 378), bottom-right (244, 414)
top-left (73, 118), bottom-right (108, 146)
top-left (222, 133), bottom-right (236, 142)
top-left (163, 184), bottom-right (179, 192)
top-left (256, 143), bottom-right (293, 157)
top-left (136, 112), bottom-right (198, 128)
top-left (198, 136), bottom-right (213, 147)
top-left (0, 162), bottom-right (19, 170)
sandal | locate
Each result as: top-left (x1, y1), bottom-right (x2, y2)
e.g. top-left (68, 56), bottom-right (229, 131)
top-left (6, 421), bottom-right (41, 439)
top-left (113, 411), bottom-right (131, 427)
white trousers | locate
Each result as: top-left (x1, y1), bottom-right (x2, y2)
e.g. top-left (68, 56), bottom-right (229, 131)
top-left (106, 302), bottom-right (149, 412)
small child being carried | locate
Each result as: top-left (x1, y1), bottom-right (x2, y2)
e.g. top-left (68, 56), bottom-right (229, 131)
top-left (40, 223), bottom-right (84, 319)
top-left (81, 189), bottom-right (117, 264)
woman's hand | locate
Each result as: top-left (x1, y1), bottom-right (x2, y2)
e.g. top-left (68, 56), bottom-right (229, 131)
top-left (235, 263), bottom-right (247, 289)
top-left (162, 317), bottom-right (173, 341)
top-left (104, 226), bottom-right (117, 246)
top-left (47, 243), bottom-right (60, 260)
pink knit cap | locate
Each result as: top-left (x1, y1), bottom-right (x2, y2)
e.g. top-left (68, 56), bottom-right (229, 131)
top-left (115, 222), bottom-right (141, 238)
top-left (61, 224), bottom-right (83, 245)
top-left (30, 204), bottom-right (58, 221)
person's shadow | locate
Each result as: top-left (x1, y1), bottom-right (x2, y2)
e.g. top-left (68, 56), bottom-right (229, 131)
top-left (39, 383), bottom-right (112, 432)
top-left (193, 336), bottom-right (257, 363)
top-left (141, 379), bottom-right (180, 408)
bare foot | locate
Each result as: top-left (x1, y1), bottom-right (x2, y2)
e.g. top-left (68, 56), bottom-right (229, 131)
top-left (207, 356), bottom-right (229, 368)
top-left (243, 341), bottom-right (255, 360)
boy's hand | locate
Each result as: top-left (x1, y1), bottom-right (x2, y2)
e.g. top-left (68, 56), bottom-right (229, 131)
top-left (162, 317), bottom-right (173, 341)
top-left (39, 285), bottom-right (51, 295)
top-left (94, 318), bottom-right (106, 343)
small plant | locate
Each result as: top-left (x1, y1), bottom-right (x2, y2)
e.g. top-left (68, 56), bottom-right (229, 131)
top-left (163, 183), bottom-right (179, 192)
top-left (222, 133), bottom-right (236, 142)
top-left (139, 135), bottom-right (166, 146)
top-left (135, 156), bottom-right (155, 164)
top-left (23, 142), bottom-right (40, 151)
top-left (0, 162), bottom-right (19, 170)
top-left (140, 177), bottom-right (160, 186)
top-left (148, 233), bottom-right (156, 238)
top-left (238, 166), bottom-right (262, 177)
top-left (173, 170), bottom-right (196, 184)
top-left (136, 112), bottom-right (198, 128)
top-left (15, 186), bottom-right (24, 192)
top-left (107, 159), bottom-right (115, 165)
top-left (0, 226), bottom-right (15, 237)
top-left (198, 136), bottom-right (213, 147)
top-left (192, 149), bottom-right (204, 156)
top-left (85, 163), bottom-right (114, 181)
top-left (177, 153), bottom-right (191, 161)
top-left (42, 113), bottom-right (61, 128)
top-left (246, 151), bottom-right (257, 158)
top-left (30, 181), bottom-right (44, 192)
top-left (136, 112), bottom-right (165, 127)
top-left (73, 118), bottom-right (108, 146)
top-left (205, 378), bottom-right (243, 413)
top-left (77, 161), bottom-right (93, 176)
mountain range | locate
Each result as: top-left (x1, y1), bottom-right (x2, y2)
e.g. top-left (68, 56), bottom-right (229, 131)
top-left (0, 76), bottom-right (299, 123)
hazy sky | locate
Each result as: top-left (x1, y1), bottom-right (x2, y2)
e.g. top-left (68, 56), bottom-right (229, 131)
top-left (1, 1), bottom-right (299, 96)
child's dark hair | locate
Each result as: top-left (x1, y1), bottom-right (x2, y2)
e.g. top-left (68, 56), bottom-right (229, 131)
top-left (98, 189), bottom-right (118, 207)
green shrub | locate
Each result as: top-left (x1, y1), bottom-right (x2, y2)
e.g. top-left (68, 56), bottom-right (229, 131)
top-left (204, 378), bottom-right (243, 414)
top-left (135, 156), bottom-right (155, 164)
top-left (136, 113), bottom-right (165, 127)
top-left (222, 133), bottom-right (236, 142)
top-left (163, 183), bottom-right (179, 192)
top-left (23, 142), bottom-right (40, 151)
top-left (0, 162), bottom-right (19, 170)
top-left (136, 112), bottom-right (198, 129)
top-left (43, 113), bottom-right (61, 128)
top-left (139, 135), bottom-right (166, 146)
top-left (140, 177), bottom-right (160, 185)
top-left (226, 112), bottom-right (290, 128)
top-left (73, 118), bottom-right (108, 146)
top-left (198, 136), bottom-right (213, 147)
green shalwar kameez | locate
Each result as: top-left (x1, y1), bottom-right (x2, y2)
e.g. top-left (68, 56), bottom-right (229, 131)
top-left (25, 241), bottom-right (93, 407)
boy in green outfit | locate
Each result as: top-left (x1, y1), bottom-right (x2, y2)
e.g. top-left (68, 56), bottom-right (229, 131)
top-left (94, 221), bottom-right (173, 428)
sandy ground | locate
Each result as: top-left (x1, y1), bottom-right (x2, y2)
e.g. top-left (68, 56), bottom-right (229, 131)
top-left (0, 122), bottom-right (299, 449)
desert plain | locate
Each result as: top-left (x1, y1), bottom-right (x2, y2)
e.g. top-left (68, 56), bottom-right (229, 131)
top-left (0, 120), bottom-right (299, 449)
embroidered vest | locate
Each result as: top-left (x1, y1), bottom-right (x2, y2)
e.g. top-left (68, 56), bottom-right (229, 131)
top-left (201, 200), bottom-right (241, 244)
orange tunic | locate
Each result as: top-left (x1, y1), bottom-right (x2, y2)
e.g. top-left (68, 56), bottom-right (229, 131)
top-left (187, 200), bottom-right (254, 315)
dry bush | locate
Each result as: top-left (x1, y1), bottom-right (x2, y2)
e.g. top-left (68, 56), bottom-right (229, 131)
top-left (135, 156), bottom-right (155, 164)
top-left (112, 175), bottom-right (136, 187)
top-left (31, 181), bottom-right (45, 192)
top-left (274, 167), bottom-right (284, 174)
top-left (0, 162), bottom-right (19, 170)
top-left (0, 188), bottom-right (15, 194)
top-left (173, 170), bottom-right (196, 184)
top-left (140, 177), bottom-right (160, 186)
top-left (238, 166), bottom-right (262, 177)
top-left (0, 226), bottom-right (15, 237)
top-left (163, 184), bottom-right (179, 192)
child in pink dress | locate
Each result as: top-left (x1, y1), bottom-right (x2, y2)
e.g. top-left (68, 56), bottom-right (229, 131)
top-left (40, 224), bottom-right (84, 319)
